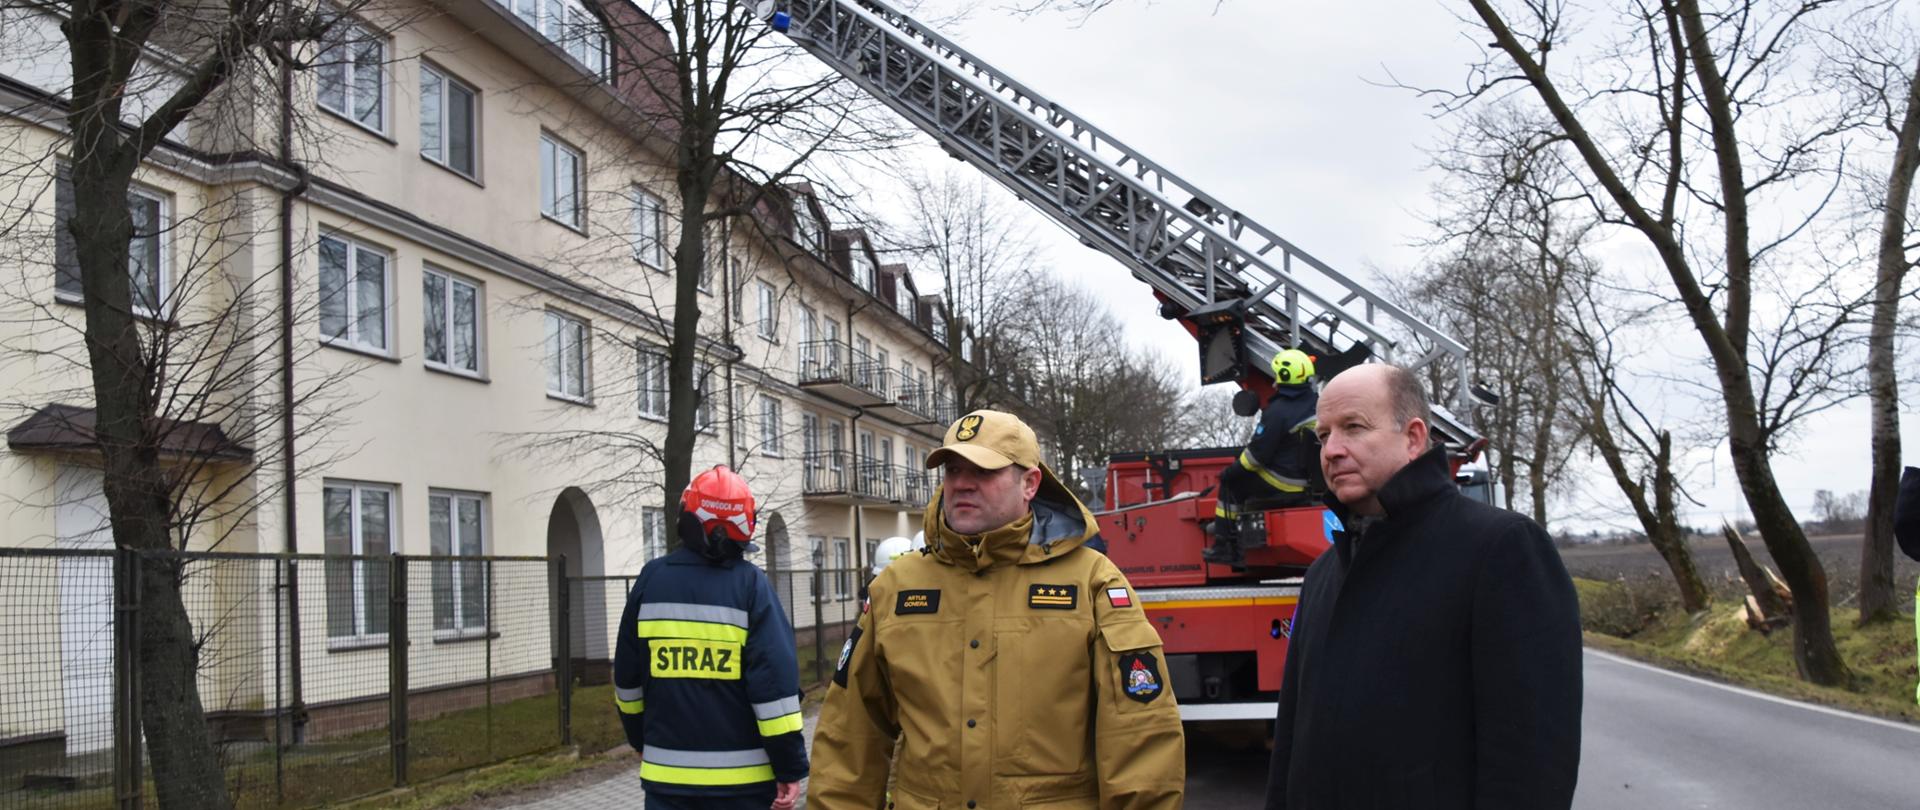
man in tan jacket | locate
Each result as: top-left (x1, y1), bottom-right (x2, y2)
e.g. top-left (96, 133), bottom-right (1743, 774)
top-left (809, 410), bottom-right (1186, 810)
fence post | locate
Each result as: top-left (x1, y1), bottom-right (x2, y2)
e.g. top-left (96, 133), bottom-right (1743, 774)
top-left (273, 557), bottom-right (285, 805)
top-left (286, 557), bottom-right (307, 744)
top-left (113, 548), bottom-right (144, 810)
top-left (554, 555), bottom-right (572, 747)
top-left (812, 568), bottom-right (825, 685)
top-left (389, 554), bottom-right (409, 787)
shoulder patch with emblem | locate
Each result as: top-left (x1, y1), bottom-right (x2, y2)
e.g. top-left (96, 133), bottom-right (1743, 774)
top-left (896, 589), bottom-right (940, 615)
top-left (1120, 652), bottom-right (1164, 703)
top-left (1028, 583), bottom-right (1077, 610)
top-left (832, 626), bottom-right (862, 688)
top-left (1106, 587), bottom-right (1132, 608)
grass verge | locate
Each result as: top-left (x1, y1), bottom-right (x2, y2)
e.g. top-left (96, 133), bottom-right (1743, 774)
top-left (1575, 577), bottom-right (1920, 724)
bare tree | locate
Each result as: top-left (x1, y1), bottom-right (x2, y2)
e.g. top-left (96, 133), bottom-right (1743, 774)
top-left (1457, 0), bottom-right (1868, 685)
top-left (882, 167), bottom-right (1040, 411)
top-left (1565, 281), bottom-right (1716, 613)
top-left (1176, 386), bottom-right (1254, 449)
top-left (1828, 25), bottom-right (1920, 624)
top-left (996, 276), bottom-right (1186, 497)
top-left (0, 0), bottom-right (375, 803)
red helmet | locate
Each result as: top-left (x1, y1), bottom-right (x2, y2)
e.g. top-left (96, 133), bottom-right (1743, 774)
top-left (681, 465), bottom-right (757, 543)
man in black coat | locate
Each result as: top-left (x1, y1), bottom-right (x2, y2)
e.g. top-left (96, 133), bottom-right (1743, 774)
top-left (1264, 364), bottom-right (1583, 810)
top-left (1895, 467), bottom-right (1920, 563)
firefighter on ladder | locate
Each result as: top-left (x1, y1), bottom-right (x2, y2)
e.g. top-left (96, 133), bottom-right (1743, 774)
top-left (1205, 349), bottom-right (1320, 566)
top-left (612, 465), bottom-right (807, 810)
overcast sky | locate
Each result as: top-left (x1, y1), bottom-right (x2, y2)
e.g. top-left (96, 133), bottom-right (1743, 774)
top-left (845, 0), bottom-right (1917, 532)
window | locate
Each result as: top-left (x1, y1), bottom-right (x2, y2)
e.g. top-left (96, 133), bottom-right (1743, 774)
top-left (503, 0), bottom-right (607, 76)
top-left (853, 244), bottom-right (876, 292)
top-left (420, 64), bottom-right (477, 178)
top-left (642, 507), bottom-right (667, 561)
top-left (699, 222), bottom-right (721, 292)
top-left (316, 18), bottom-right (386, 133)
top-left (759, 396), bottom-right (783, 456)
top-left (318, 233), bottom-right (390, 353)
top-left (731, 261), bottom-right (746, 323)
top-left (854, 335), bottom-right (873, 388)
top-left (53, 168), bottom-right (167, 314)
top-left (693, 361), bottom-right (714, 432)
top-left (629, 186), bottom-right (666, 269)
top-left (545, 310), bottom-right (590, 402)
top-left (323, 481), bottom-right (394, 639)
top-left (865, 539), bottom-right (879, 573)
top-left (429, 491), bottom-right (487, 634)
top-left (637, 343), bottom-right (667, 419)
top-left (757, 281), bottom-right (779, 340)
top-left (422, 267), bottom-right (481, 376)
top-left (792, 200), bottom-right (821, 252)
top-left (540, 133), bottom-right (584, 230)
top-left (833, 538), bottom-right (851, 598)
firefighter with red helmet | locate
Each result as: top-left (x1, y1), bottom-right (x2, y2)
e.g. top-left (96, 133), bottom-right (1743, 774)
top-left (612, 465), bottom-right (807, 810)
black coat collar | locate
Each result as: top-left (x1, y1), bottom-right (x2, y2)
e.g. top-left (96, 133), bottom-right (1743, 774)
top-left (1325, 445), bottom-right (1456, 550)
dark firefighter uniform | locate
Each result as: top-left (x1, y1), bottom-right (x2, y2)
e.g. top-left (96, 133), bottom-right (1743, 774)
top-left (808, 433), bottom-right (1186, 808)
top-left (1217, 382), bottom-right (1319, 521)
top-left (612, 542), bottom-right (807, 807)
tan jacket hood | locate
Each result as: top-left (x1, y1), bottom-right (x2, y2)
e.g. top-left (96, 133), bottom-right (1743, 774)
top-left (922, 462), bottom-right (1099, 573)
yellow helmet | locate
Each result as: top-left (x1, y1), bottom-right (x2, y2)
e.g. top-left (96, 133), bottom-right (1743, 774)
top-left (1271, 349), bottom-right (1315, 385)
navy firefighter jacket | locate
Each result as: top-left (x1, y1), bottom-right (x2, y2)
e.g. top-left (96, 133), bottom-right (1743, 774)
top-left (612, 546), bottom-right (808, 795)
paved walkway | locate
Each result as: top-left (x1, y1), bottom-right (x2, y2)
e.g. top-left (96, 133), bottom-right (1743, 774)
top-left (509, 710), bottom-right (819, 809)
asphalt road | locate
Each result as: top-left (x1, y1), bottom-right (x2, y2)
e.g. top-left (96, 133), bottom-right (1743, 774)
top-left (1183, 648), bottom-right (1920, 809)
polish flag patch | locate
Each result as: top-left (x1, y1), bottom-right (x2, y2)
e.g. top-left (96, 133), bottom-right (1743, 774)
top-left (1107, 588), bottom-right (1131, 608)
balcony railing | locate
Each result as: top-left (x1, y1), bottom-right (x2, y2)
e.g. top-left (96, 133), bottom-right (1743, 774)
top-left (893, 382), bottom-right (936, 422)
top-left (802, 453), bottom-right (939, 507)
top-left (798, 339), bottom-right (891, 403)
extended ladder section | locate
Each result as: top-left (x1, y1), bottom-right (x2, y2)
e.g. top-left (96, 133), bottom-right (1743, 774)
top-left (765, 0), bottom-right (1478, 445)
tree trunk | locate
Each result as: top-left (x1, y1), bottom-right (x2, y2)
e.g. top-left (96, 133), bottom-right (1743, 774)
top-left (661, 162), bottom-right (715, 548)
top-left (1723, 523), bottom-right (1791, 623)
top-left (1651, 432), bottom-right (1712, 614)
top-left (1858, 54), bottom-right (1920, 627)
top-left (139, 559), bottom-right (231, 808)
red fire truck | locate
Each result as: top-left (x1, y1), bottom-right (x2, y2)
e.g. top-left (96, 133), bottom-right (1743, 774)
top-left (766, 0), bottom-right (1489, 720)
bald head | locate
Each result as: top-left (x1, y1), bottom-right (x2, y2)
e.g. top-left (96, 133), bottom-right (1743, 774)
top-left (1315, 364), bottom-right (1432, 515)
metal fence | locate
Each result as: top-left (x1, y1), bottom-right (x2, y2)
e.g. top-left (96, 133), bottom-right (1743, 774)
top-left (0, 548), bottom-right (868, 809)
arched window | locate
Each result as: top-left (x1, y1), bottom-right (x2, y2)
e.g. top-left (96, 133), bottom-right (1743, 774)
top-left (504, 0), bottom-right (609, 77)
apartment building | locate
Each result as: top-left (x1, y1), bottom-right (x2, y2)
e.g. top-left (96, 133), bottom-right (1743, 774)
top-left (0, 0), bottom-right (1022, 753)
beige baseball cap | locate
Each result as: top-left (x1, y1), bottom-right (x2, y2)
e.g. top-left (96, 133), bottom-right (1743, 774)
top-left (924, 409), bottom-right (1041, 470)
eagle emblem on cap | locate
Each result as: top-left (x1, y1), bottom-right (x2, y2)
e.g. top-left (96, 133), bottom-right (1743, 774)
top-left (956, 414), bottom-right (984, 441)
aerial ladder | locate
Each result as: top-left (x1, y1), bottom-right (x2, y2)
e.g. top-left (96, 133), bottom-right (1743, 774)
top-left (763, 0), bottom-right (1485, 720)
top-left (763, 0), bottom-right (1479, 448)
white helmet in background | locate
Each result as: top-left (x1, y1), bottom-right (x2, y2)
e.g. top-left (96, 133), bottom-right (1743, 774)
top-left (872, 535), bottom-right (919, 576)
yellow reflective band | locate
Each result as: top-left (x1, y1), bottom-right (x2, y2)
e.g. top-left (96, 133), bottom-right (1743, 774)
top-left (640, 761), bottom-right (775, 786)
top-left (649, 638), bottom-right (744, 680)
top-left (616, 697), bottom-right (645, 714)
top-left (636, 619), bottom-right (750, 644)
top-left (1239, 452), bottom-right (1305, 493)
top-left (756, 711), bottom-right (804, 737)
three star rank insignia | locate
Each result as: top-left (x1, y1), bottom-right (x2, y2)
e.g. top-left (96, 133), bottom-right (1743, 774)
top-left (1028, 584), bottom-right (1078, 610)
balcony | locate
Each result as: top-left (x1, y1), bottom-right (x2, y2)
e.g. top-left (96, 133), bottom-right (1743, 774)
top-left (875, 381), bottom-right (938, 426)
top-left (801, 453), bottom-right (939, 509)
top-left (899, 466), bottom-right (939, 509)
top-left (798, 340), bottom-right (891, 407)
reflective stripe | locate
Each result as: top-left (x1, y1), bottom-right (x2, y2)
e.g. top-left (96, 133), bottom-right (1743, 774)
top-left (640, 761), bottom-right (775, 786)
top-left (1238, 451), bottom-right (1305, 493)
top-left (757, 712), bottom-right (804, 737)
top-left (636, 619), bottom-right (750, 644)
top-left (642, 746), bottom-right (770, 768)
top-left (638, 602), bottom-right (749, 628)
top-left (1289, 416), bottom-right (1318, 434)
top-left (751, 695), bottom-right (802, 720)
top-left (615, 685), bottom-right (645, 714)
